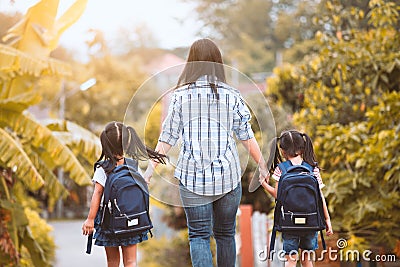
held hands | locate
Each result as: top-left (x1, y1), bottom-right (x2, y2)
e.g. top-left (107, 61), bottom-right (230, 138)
top-left (82, 219), bottom-right (94, 236)
top-left (258, 166), bottom-right (269, 185)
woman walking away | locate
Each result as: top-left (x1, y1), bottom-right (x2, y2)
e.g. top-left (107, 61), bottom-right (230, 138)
top-left (82, 121), bottom-right (166, 267)
top-left (144, 38), bottom-right (266, 267)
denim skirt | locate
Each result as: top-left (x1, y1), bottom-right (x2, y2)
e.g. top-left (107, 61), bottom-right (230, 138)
top-left (93, 207), bottom-right (149, 247)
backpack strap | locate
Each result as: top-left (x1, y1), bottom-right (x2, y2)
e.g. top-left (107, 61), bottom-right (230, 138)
top-left (86, 233), bottom-right (93, 254)
top-left (301, 161), bottom-right (314, 173)
top-left (269, 197), bottom-right (282, 259)
top-left (124, 158), bottom-right (139, 171)
top-left (320, 230), bottom-right (326, 250)
top-left (278, 161), bottom-right (292, 176)
top-left (302, 161), bottom-right (326, 250)
top-left (268, 226), bottom-right (277, 259)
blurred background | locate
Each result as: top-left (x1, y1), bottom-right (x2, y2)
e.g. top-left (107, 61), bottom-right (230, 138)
top-left (0, 0), bottom-right (399, 266)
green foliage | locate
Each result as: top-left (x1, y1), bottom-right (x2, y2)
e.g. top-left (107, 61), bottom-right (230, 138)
top-left (144, 101), bottom-right (162, 149)
top-left (139, 230), bottom-right (192, 267)
top-left (0, 3), bottom-right (100, 265)
top-left (317, 91), bottom-right (400, 251)
top-left (19, 208), bottom-right (55, 267)
top-left (139, 229), bottom-right (216, 267)
top-left (187, 0), bottom-right (327, 72)
top-left (229, 34), bottom-right (275, 75)
top-left (64, 56), bottom-right (146, 130)
top-left (266, 64), bottom-right (303, 113)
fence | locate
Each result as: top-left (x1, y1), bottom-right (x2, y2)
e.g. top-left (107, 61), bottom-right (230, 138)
top-left (238, 205), bottom-right (283, 267)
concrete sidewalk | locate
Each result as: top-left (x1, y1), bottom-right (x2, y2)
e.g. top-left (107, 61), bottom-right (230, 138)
top-left (50, 220), bottom-right (107, 267)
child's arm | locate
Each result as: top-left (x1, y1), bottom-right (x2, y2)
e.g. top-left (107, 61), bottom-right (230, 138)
top-left (82, 182), bottom-right (104, 235)
top-left (321, 190), bottom-right (333, 236)
top-left (260, 174), bottom-right (278, 199)
top-left (144, 141), bottom-right (172, 183)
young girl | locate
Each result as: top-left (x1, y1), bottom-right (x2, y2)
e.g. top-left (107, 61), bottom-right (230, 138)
top-left (82, 121), bottom-right (166, 267)
top-left (260, 130), bottom-right (333, 267)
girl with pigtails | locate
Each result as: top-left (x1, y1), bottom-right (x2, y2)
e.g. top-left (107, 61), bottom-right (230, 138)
top-left (82, 121), bottom-right (166, 267)
top-left (260, 130), bottom-right (333, 267)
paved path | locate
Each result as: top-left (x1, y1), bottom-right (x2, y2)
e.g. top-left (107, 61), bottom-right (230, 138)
top-left (50, 220), bottom-right (107, 267)
top-left (49, 206), bottom-right (172, 267)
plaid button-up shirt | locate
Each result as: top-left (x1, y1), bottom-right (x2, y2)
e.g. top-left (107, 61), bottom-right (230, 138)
top-left (159, 76), bottom-right (254, 196)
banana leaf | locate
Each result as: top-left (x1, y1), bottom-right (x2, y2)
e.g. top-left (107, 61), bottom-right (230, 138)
top-left (0, 111), bottom-right (91, 186)
top-left (0, 44), bottom-right (71, 79)
top-left (22, 144), bottom-right (68, 210)
top-left (0, 91), bottom-right (42, 112)
top-left (0, 128), bottom-right (44, 191)
top-left (44, 119), bottom-right (101, 165)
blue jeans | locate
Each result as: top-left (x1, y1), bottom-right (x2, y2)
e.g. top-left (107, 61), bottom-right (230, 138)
top-left (282, 232), bottom-right (319, 255)
top-left (180, 183), bottom-right (242, 267)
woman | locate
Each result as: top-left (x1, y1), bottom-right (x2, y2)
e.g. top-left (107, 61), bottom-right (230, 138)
top-left (144, 38), bottom-right (266, 267)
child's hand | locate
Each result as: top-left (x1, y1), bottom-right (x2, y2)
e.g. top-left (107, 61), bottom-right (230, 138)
top-left (143, 166), bottom-right (153, 185)
top-left (325, 218), bottom-right (333, 236)
top-left (82, 219), bottom-right (94, 235)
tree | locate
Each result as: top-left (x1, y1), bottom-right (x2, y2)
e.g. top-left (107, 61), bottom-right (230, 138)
top-left (186, 0), bottom-right (325, 72)
top-left (0, 1), bottom-right (100, 265)
top-left (268, 0), bottom-right (400, 254)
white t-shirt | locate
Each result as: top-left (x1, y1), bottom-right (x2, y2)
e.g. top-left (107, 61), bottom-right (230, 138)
top-left (92, 167), bottom-right (107, 187)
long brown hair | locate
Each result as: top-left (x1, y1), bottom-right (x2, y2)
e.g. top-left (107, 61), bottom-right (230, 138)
top-left (176, 38), bottom-right (226, 98)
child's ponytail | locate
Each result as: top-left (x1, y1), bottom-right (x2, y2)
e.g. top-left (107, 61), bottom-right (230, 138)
top-left (302, 133), bottom-right (318, 168)
top-left (266, 137), bottom-right (283, 175)
top-left (123, 125), bottom-right (167, 164)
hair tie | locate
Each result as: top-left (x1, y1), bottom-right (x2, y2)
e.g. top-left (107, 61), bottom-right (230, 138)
top-left (114, 122), bottom-right (120, 140)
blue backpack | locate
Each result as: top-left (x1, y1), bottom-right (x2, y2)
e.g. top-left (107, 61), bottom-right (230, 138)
top-left (100, 158), bottom-right (153, 238)
top-left (269, 161), bottom-right (326, 257)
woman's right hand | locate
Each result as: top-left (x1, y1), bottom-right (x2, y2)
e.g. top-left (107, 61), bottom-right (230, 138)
top-left (82, 219), bottom-right (94, 235)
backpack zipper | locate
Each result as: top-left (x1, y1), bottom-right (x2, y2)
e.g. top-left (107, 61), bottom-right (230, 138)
top-left (114, 199), bottom-right (125, 217)
top-left (107, 200), bottom-right (112, 214)
top-left (114, 199), bottom-right (135, 222)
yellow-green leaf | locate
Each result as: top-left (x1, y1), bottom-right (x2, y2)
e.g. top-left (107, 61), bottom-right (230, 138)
top-left (0, 128), bottom-right (44, 191)
top-left (0, 111), bottom-right (91, 186)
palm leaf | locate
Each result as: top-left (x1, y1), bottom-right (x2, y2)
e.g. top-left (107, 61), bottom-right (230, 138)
top-left (0, 111), bottom-right (91, 186)
top-left (0, 128), bottom-right (44, 191)
top-left (0, 91), bottom-right (42, 112)
top-left (22, 144), bottom-right (68, 211)
top-left (44, 119), bottom-right (101, 169)
top-left (44, 119), bottom-right (100, 154)
top-left (51, 0), bottom-right (88, 51)
top-left (0, 44), bottom-right (71, 79)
